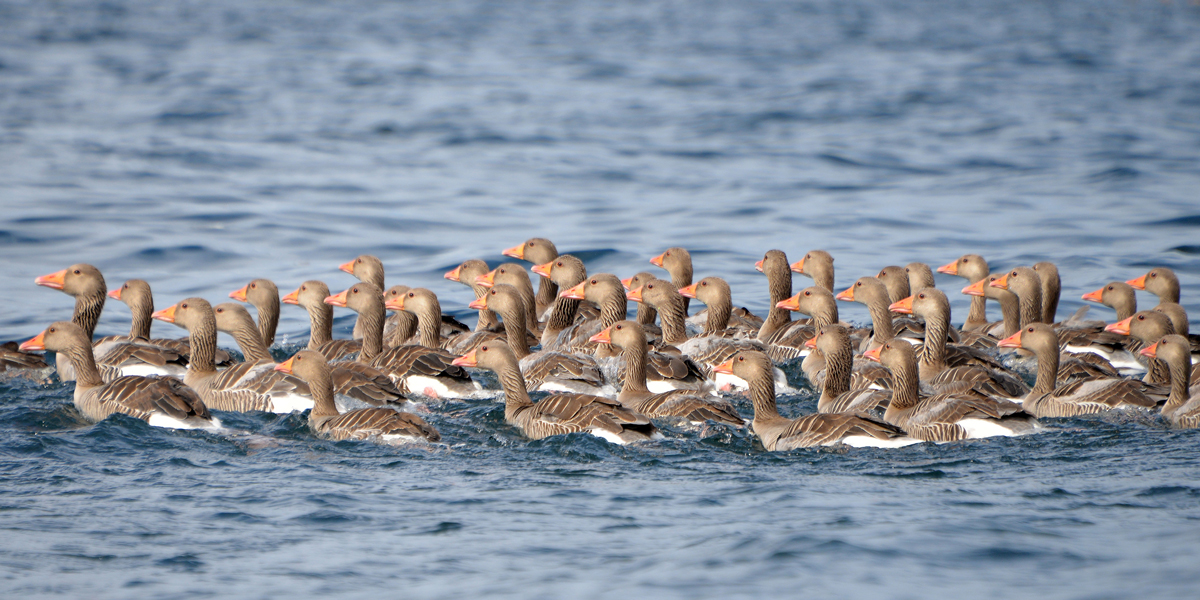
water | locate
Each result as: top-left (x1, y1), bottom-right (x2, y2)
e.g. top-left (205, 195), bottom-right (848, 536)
top-left (3, 0), bottom-right (1200, 597)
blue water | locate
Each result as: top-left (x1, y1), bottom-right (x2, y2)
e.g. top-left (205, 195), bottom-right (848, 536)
top-left (3, 0), bottom-right (1200, 597)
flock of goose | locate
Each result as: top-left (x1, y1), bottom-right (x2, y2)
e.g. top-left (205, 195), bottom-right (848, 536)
top-left (7, 238), bottom-right (1200, 450)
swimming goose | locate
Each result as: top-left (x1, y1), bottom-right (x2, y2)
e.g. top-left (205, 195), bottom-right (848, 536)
top-left (228, 278), bottom-right (280, 347)
top-left (905, 262), bottom-right (936, 295)
top-left (215, 302), bottom-right (406, 408)
top-left (789, 249), bottom-right (835, 293)
top-left (340, 254), bottom-right (386, 341)
top-left (282, 280), bottom-right (362, 361)
top-left (864, 341), bottom-right (1038, 441)
top-left (1151, 303), bottom-right (1200, 358)
top-left (836, 276), bottom-right (918, 352)
top-left (388, 287), bottom-right (497, 355)
top-left (152, 298), bottom-right (312, 413)
top-left (20, 322), bottom-right (216, 428)
top-left (938, 254), bottom-right (990, 331)
top-left (806, 325), bottom-right (891, 414)
top-left (477, 263), bottom-right (542, 336)
top-left (555, 273), bottom-right (633, 356)
top-left (1127, 267), bottom-right (1180, 306)
top-left (997, 323), bottom-right (1158, 418)
top-left (1032, 262), bottom-right (1061, 324)
top-left (444, 259), bottom-right (500, 332)
top-left (502, 238), bottom-right (560, 316)
top-left (1081, 281), bottom-right (1138, 321)
top-left (650, 247), bottom-right (693, 313)
top-left (36, 264), bottom-right (187, 381)
top-left (328, 282), bottom-right (478, 399)
top-left (714, 351), bottom-right (913, 449)
top-left (755, 250), bottom-right (797, 343)
top-left (876, 266), bottom-right (910, 307)
top-left (106, 278), bottom-right (206, 361)
top-left (591, 321), bottom-right (743, 427)
top-left (678, 277), bottom-right (762, 338)
top-left (340, 255), bottom-right (467, 346)
top-left (622, 272), bottom-right (659, 327)
top-left (470, 284), bottom-right (605, 394)
top-left (1140, 336), bottom-right (1200, 428)
top-left (777, 286), bottom-right (884, 389)
top-left (1105, 311), bottom-right (1200, 386)
top-left (275, 351), bottom-right (440, 443)
top-left (531, 255), bottom-right (590, 349)
top-left (453, 343), bottom-right (657, 444)
top-left (0, 341), bottom-right (49, 372)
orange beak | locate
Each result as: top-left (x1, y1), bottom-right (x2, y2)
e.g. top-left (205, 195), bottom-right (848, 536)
top-left (34, 269), bottom-right (67, 290)
top-left (754, 258), bottom-right (764, 273)
top-left (338, 259), bottom-right (356, 275)
top-left (229, 284), bottom-right (249, 302)
top-left (560, 282), bottom-right (586, 299)
top-left (863, 345), bottom-right (883, 362)
top-left (274, 357), bottom-right (295, 374)
top-left (1126, 274), bottom-right (1148, 290)
top-left (589, 326), bottom-right (613, 345)
top-left (531, 261), bottom-right (553, 278)
top-left (444, 265), bottom-right (463, 282)
top-left (385, 294), bottom-right (406, 311)
top-left (835, 285), bottom-right (855, 302)
top-left (627, 286), bottom-right (644, 303)
top-left (790, 257), bottom-right (805, 273)
top-left (324, 290), bottom-right (349, 307)
top-left (19, 330), bottom-right (46, 352)
top-left (281, 288), bottom-right (300, 305)
top-left (152, 304), bottom-right (177, 323)
top-left (804, 336), bottom-right (817, 349)
top-left (476, 270), bottom-right (497, 288)
top-left (936, 260), bottom-right (958, 275)
top-left (1140, 341), bottom-right (1159, 358)
top-left (650, 253), bottom-right (665, 268)
top-left (996, 330), bottom-right (1023, 349)
top-left (713, 358), bottom-right (735, 374)
top-left (468, 296), bottom-right (488, 310)
top-left (990, 273), bottom-right (1010, 289)
top-left (619, 276), bottom-right (633, 291)
top-left (889, 296), bottom-right (914, 314)
top-left (678, 283), bottom-right (699, 298)
top-left (1081, 288), bottom-right (1104, 303)
top-left (501, 243), bottom-right (525, 260)
top-left (451, 350), bottom-right (478, 367)
top-left (962, 279), bottom-right (987, 296)
top-left (1104, 316), bottom-right (1133, 335)
top-left (107, 288), bottom-right (122, 301)
top-left (776, 294), bottom-right (801, 311)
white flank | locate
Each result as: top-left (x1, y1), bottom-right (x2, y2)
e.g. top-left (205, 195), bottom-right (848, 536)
top-left (838, 435), bottom-right (922, 448)
top-left (268, 393), bottom-right (314, 414)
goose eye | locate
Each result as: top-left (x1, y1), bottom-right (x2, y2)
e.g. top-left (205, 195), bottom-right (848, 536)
top-left (1151, 272), bottom-right (1158, 278)
top-left (919, 293), bottom-right (925, 299)
top-left (181, 303), bottom-right (188, 308)
top-left (856, 282), bottom-right (862, 287)
top-left (738, 357), bottom-right (744, 362)
top-left (73, 269), bottom-right (80, 275)
top-left (123, 284), bottom-right (128, 289)
top-left (615, 325), bottom-right (622, 330)
top-left (352, 287), bottom-right (359, 294)
top-left (408, 292), bottom-right (415, 298)
top-left (1027, 327), bottom-right (1034, 332)
top-left (1107, 286), bottom-right (1113, 291)
top-left (250, 283), bottom-right (256, 289)
top-left (356, 258), bottom-right (362, 264)
top-left (49, 327), bottom-right (56, 333)
top-left (701, 282), bottom-right (707, 286)
top-left (556, 261), bottom-right (563, 267)
top-left (664, 252), bottom-right (670, 256)
top-left (481, 346), bottom-right (489, 352)
top-left (301, 286), bottom-right (306, 291)
top-left (216, 308), bottom-right (223, 313)
top-left (591, 280), bottom-right (597, 285)
top-left (1138, 315), bottom-right (1145, 320)
top-left (803, 291), bottom-right (810, 296)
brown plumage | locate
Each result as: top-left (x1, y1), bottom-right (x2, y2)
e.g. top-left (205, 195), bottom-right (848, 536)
top-left (282, 280), bottom-right (362, 361)
top-left (789, 249), bottom-right (835, 293)
top-left (502, 238), bottom-right (561, 316)
top-left (808, 325), bottom-right (891, 414)
top-left (938, 254), bottom-right (990, 331)
top-left (1141, 336), bottom-right (1200, 428)
top-left (229, 278), bottom-right (280, 346)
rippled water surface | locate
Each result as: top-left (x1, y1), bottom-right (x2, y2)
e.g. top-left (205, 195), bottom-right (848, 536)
top-left (3, 1), bottom-right (1200, 597)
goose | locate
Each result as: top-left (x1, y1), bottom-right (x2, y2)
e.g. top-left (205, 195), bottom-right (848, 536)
top-left (214, 302), bottom-right (406, 408)
top-left (106, 278), bottom-right (221, 363)
top-left (937, 254), bottom-right (990, 331)
top-left (502, 238), bottom-right (560, 316)
top-left (1105, 311), bottom-right (1200, 386)
top-left (452, 343), bottom-right (657, 444)
top-left (1140, 336), bottom-right (1200, 428)
top-left (996, 323), bottom-right (1159, 418)
top-left (1151, 303), bottom-right (1200, 357)
top-left (590, 321), bottom-right (743, 427)
top-left (19, 321), bottom-right (216, 429)
top-left (1081, 281), bottom-right (1138, 321)
top-left (35, 264), bottom-right (187, 381)
top-left (678, 276), bottom-right (762, 338)
top-left (282, 280), bottom-right (362, 361)
top-left (677, 276), bottom-right (774, 389)
top-left (444, 259), bottom-right (500, 332)
top-left (876, 265), bottom-right (910, 307)
top-left (789, 249), bottom-right (835, 293)
top-left (714, 351), bottom-right (914, 449)
top-left (1127, 267), bottom-right (1180, 305)
top-left (275, 351), bottom-right (439, 443)
top-left (1032, 262), bottom-right (1061, 324)
top-left (961, 274), bottom-right (1018, 338)
top-left (531, 255), bottom-right (593, 348)
top-left (650, 247), bottom-right (693, 313)
top-left (777, 286), bottom-right (886, 389)
top-left (622, 272), bottom-right (659, 327)
top-left (905, 262), bottom-right (936, 295)
top-left (327, 282), bottom-right (479, 399)
top-left (477, 263), bottom-right (542, 336)
top-left (864, 341), bottom-right (1039, 441)
top-left (805, 325), bottom-right (890, 414)
top-left (339, 254), bottom-right (386, 341)
top-left (755, 249), bottom-right (799, 344)
top-left (339, 254), bottom-right (468, 346)
top-left (836, 276), bottom-right (921, 352)
top-left (152, 298), bottom-right (313, 413)
top-left (387, 287), bottom-right (499, 356)
top-left (469, 284), bottom-right (606, 394)
top-left (228, 278), bottom-right (279, 347)
top-left (0, 341), bottom-right (49, 373)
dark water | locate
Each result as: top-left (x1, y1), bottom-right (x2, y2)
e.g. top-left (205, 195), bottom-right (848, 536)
top-left (3, 0), bottom-right (1200, 597)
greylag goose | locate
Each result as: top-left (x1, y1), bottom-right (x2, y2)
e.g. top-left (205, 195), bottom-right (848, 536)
top-left (327, 283), bottom-right (479, 399)
top-left (452, 343), bottom-right (657, 444)
top-left (1127, 267), bottom-right (1180, 305)
top-left (836, 276), bottom-right (921, 352)
top-left (622, 272), bottom-right (659, 327)
top-left (938, 254), bottom-right (990, 331)
top-left (35, 264), bottom-right (187, 381)
top-left (1140, 336), bottom-right (1200, 428)
top-left (340, 254), bottom-right (385, 341)
top-left (531, 255), bottom-right (592, 348)
top-left (1081, 281), bottom-right (1138, 321)
top-left (229, 279), bottom-right (279, 347)
top-left (556, 273), bottom-right (635, 356)
top-left (876, 266), bottom-right (910, 307)
top-left (275, 352), bottom-right (439, 443)
top-left (444, 259), bottom-right (500, 331)
top-left (502, 238), bottom-right (560, 316)
top-left (0, 341), bottom-right (49, 372)
top-left (650, 247), bottom-right (693, 313)
top-left (106, 278), bottom-right (211, 361)
top-left (678, 277), bottom-right (762, 338)
top-left (1151, 303), bottom-right (1200, 357)
top-left (997, 323), bottom-right (1158, 418)
top-left (152, 298), bottom-right (312, 413)
top-left (714, 351), bottom-right (913, 449)
top-left (470, 284), bottom-right (605, 393)
top-left (777, 286), bottom-right (884, 389)
top-left (477, 263), bottom-right (542, 336)
top-left (625, 279), bottom-right (749, 386)
top-left (282, 280), bottom-right (362, 361)
top-left (1105, 311), bottom-right (1200, 386)
top-left (340, 255), bottom-right (467, 345)
top-left (591, 321), bottom-right (743, 427)
top-left (215, 302), bottom-right (406, 408)
top-left (806, 325), bottom-right (890, 414)
top-left (905, 263), bottom-right (936, 295)
top-left (20, 322), bottom-right (215, 429)
top-left (864, 341), bottom-right (1038, 441)
top-left (755, 250), bottom-right (798, 344)
top-left (387, 287), bottom-right (498, 356)
top-left (789, 249), bottom-right (835, 292)
top-left (1032, 262), bottom-right (1061, 324)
